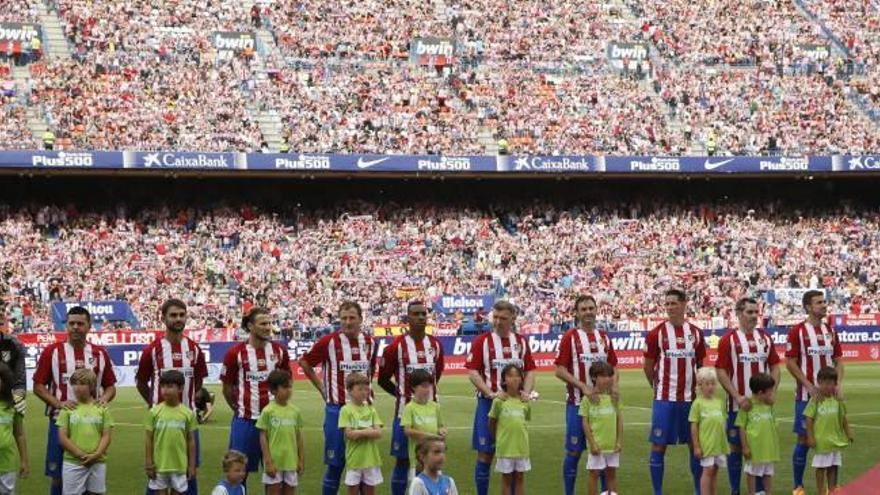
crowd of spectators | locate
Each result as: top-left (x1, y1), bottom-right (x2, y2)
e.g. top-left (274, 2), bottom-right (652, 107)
top-left (0, 63), bottom-right (32, 150)
top-left (0, 0), bottom-right (41, 24)
top-left (1, 198), bottom-right (877, 334)
top-left (653, 66), bottom-right (880, 155)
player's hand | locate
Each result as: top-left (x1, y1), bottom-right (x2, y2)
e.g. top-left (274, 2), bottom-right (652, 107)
top-left (298, 459), bottom-right (305, 475)
top-left (59, 400), bottom-right (78, 410)
top-left (806, 437), bottom-right (816, 448)
top-left (265, 461), bottom-right (278, 478)
top-left (519, 390), bottom-right (532, 402)
top-left (614, 442), bottom-right (622, 454)
top-left (83, 453), bottom-right (100, 467)
top-left (737, 396), bottom-right (752, 412)
top-left (611, 388), bottom-right (620, 404)
top-left (438, 427), bottom-right (448, 438)
top-left (693, 447), bottom-right (703, 459)
top-left (145, 463), bottom-right (156, 479)
top-left (806, 383), bottom-right (818, 398)
top-left (187, 465), bottom-right (197, 480)
top-left (496, 391), bottom-right (509, 401)
top-left (742, 447), bottom-right (751, 460)
top-left (96, 397), bottom-right (110, 407)
top-left (18, 462), bottom-right (28, 478)
top-left (835, 385), bottom-right (844, 400)
top-left (590, 445), bottom-right (601, 456)
top-left (586, 387), bottom-right (600, 404)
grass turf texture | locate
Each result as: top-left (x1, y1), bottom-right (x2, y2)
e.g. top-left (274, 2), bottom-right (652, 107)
top-left (20, 363), bottom-right (880, 494)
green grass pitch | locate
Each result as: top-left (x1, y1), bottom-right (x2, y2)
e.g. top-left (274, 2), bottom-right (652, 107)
top-left (19, 364), bottom-right (880, 494)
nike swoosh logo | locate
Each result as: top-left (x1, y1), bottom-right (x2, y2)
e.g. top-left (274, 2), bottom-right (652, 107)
top-left (356, 157), bottom-right (391, 169)
top-left (704, 159), bottom-right (735, 170)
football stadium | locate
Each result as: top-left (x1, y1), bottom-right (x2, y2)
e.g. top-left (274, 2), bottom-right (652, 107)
top-left (1, 1), bottom-right (880, 495)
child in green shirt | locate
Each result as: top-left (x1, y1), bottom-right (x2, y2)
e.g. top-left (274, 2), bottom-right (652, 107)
top-left (145, 369), bottom-right (198, 495)
top-left (339, 372), bottom-right (383, 495)
top-left (257, 369), bottom-right (304, 495)
top-left (401, 369), bottom-right (446, 482)
top-left (488, 364), bottom-right (531, 495)
top-left (689, 367), bottom-right (729, 495)
top-left (579, 361), bottom-right (621, 495)
top-left (57, 367), bottom-right (112, 495)
top-left (0, 362), bottom-right (27, 494)
top-left (805, 367), bottom-right (853, 495)
top-left (735, 372), bottom-right (780, 495)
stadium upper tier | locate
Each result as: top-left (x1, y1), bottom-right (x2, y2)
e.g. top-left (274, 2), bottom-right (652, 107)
top-left (0, 0), bottom-right (878, 154)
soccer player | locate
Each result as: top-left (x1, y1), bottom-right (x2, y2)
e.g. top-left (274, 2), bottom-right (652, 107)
top-left (715, 297), bottom-right (781, 495)
top-left (136, 299), bottom-right (208, 495)
top-left (220, 307), bottom-right (291, 484)
top-left (33, 306), bottom-right (117, 495)
top-left (643, 289), bottom-right (707, 495)
top-left (298, 301), bottom-right (378, 495)
top-left (785, 290), bottom-right (843, 495)
top-left (0, 319), bottom-right (27, 416)
top-left (554, 295), bottom-right (618, 495)
top-left (377, 300), bottom-right (444, 495)
top-left (465, 300), bottom-right (536, 495)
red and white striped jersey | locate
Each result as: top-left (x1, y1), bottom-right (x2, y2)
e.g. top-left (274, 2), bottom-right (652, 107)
top-left (643, 321), bottom-right (706, 402)
top-left (465, 331), bottom-right (536, 396)
top-left (715, 329), bottom-right (781, 411)
top-left (300, 331), bottom-right (378, 406)
top-left (220, 341), bottom-right (291, 420)
top-left (785, 320), bottom-right (842, 401)
top-left (378, 333), bottom-right (445, 417)
top-left (554, 328), bottom-right (619, 404)
top-left (135, 336), bottom-right (208, 409)
top-left (33, 342), bottom-right (117, 418)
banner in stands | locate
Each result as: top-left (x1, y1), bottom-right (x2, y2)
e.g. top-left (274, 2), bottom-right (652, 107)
top-left (0, 151), bottom-right (122, 169)
top-left (124, 151), bottom-right (244, 170)
top-left (409, 37), bottom-right (456, 66)
top-left (212, 31), bottom-right (256, 59)
top-left (432, 295), bottom-right (494, 315)
top-left (496, 155), bottom-right (595, 172)
top-left (0, 23), bottom-right (41, 43)
top-left (50, 301), bottom-right (140, 331)
top-left (21, 327), bottom-right (880, 388)
top-left (832, 155), bottom-right (880, 172)
top-left (601, 156), bottom-right (833, 173)
top-left (797, 44), bottom-right (831, 60)
top-left (247, 153), bottom-right (496, 172)
top-left (606, 42), bottom-right (649, 71)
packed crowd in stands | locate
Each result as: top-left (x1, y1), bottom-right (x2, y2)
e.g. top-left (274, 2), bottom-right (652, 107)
top-left (0, 0), bottom-right (40, 24)
top-left (0, 0), bottom-right (878, 154)
top-left (653, 67), bottom-right (880, 155)
top-left (0, 63), bottom-right (32, 150)
top-left (1, 199), bottom-right (877, 334)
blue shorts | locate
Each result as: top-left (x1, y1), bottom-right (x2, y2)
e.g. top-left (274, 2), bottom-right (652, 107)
top-left (726, 411), bottom-right (741, 446)
top-left (649, 400), bottom-right (693, 446)
top-left (194, 429), bottom-right (201, 467)
top-left (565, 403), bottom-right (586, 452)
top-left (229, 416), bottom-right (262, 472)
top-left (472, 396), bottom-right (495, 453)
top-left (45, 419), bottom-right (63, 477)
top-left (390, 417), bottom-right (409, 459)
top-left (793, 400), bottom-right (809, 435)
top-left (323, 404), bottom-right (346, 467)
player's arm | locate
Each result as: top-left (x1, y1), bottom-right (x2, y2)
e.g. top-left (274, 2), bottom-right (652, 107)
top-left (833, 346), bottom-right (845, 398)
top-left (97, 352), bottom-right (117, 406)
top-left (785, 357), bottom-right (815, 397)
top-left (555, 365), bottom-right (591, 394)
top-left (12, 415), bottom-right (27, 477)
top-left (467, 369), bottom-right (494, 398)
top-left (201, 397), bottom-right (215, 423)
top-left (98, 385), bottom-right (116, 406)
top-left (769, 363), bottom-right (781, 393)
top-left (135, 348), bottom-right (153, 405)
top-left (57, 420), bottom-right (86, 460)
top-left (716, 368), bottom-right (748, 410)
top-left (377, 340), bottom-right (398, 397)
top-left (220, 349), bottom-right (240, 412)
top-left (643, 328), bottom-right (659, 387)
top-left (298, 338), bottom-right (329, 402)
top-left (690, 421), bottom-right (702, 458)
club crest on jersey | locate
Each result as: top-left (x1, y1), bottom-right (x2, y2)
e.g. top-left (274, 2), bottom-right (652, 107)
top-left (425, 347), bottom-right (436, 358)
top-left (257, 359), bottom-right (267, 367)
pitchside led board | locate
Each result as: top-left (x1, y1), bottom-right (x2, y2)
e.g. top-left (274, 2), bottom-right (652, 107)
top-left (1, 151), bottom-right (880, 173)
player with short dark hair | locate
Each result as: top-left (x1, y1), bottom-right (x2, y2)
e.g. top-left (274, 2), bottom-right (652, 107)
top-left (554, 295), bottom-right (618, 495)
top-left (785, 291), bottom-right (843, 495)
top-left (378, 300), bottom-right (444, 495)
top-left (33, 307), bottom-right (117, 495)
